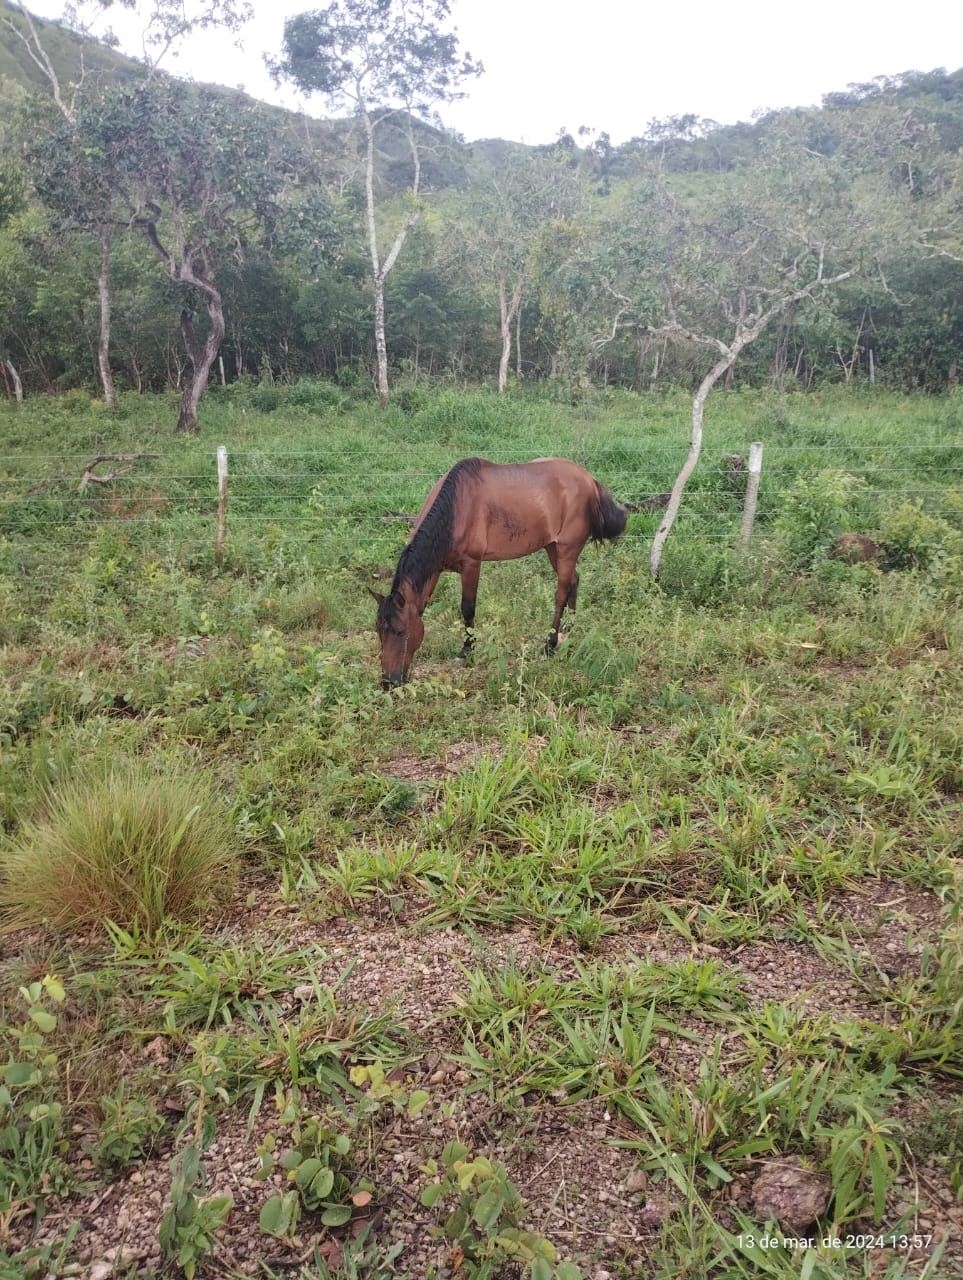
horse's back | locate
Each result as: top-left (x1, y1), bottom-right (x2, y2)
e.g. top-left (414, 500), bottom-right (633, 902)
top-left (452, 457), bottom-right (598, 562)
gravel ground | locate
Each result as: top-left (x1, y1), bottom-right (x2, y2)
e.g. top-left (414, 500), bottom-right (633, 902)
top-left (6, 877), bottom-right (962, 1277)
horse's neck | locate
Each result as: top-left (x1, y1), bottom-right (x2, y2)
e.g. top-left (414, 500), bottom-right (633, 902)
top-left (402, 570), bottom-right (440, 614)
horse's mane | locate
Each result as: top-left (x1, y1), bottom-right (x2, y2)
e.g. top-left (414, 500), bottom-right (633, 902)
top-left (389, 457), bottom-right (484, 598)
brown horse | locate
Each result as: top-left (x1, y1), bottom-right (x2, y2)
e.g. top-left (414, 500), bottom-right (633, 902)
top-left (373, 457), bottom-right (627, 687)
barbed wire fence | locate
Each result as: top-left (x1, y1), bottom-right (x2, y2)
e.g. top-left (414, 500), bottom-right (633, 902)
top-left (3, 440), bottom-right (962, 569)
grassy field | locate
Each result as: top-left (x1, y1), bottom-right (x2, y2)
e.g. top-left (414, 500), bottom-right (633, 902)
top-left (1, 383), bottom-right (962, 1279)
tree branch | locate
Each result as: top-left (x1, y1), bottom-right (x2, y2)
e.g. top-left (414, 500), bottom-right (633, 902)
top-left (4, 2), bottom-right (75, 120)
top-left (79, 453), bottom-right (159, 493)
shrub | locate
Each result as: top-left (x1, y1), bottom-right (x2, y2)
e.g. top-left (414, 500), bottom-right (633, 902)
top-left (878, 501), bottom-right (963, 571)
top-left (284, 378), bottom-right (348, 414)
top-left (0, 761), bottom-right (237, 935)
top-left (251, 384), bottom-right (282, 413)
top-left (774, 470), bottom-right (873, 569)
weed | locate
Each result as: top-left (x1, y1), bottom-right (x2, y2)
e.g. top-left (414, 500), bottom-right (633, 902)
top-left (421, 1140), bottom-right (583, 1279)
top-left (157, 1141), bottom-right (233, 1280)
top-left (92, 1086), bottom-right (165, 1171)
top-left (0, 976), bottom-right (71, 1237)
top-left (258, 1115), bottom-right (371, 1236)
top-left (158, 1037), bottom-right (233, 1278)
top-left (0, 760), bottom-right (237, 935)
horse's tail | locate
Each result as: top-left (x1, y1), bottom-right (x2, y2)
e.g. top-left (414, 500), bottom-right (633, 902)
top-left (589, 482), bottom-right (628, 543)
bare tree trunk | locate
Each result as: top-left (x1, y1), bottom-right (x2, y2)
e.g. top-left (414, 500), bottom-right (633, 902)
top-left (141, 219), bottom-right (223, 433)
top-left (649, 339), bottom-right (665, 391)
top-left (97, 225), bottom-right (118, 410)
top-left (364, 110), bottom-right (420, 408)
top-left (373, 271), bottom-right (390, 407)
top-left (515, 306), bottom-right (523, 381)
top-left (497, 272), bottom-right (523, 394)
top-left (648, 263), bottom-right (853, 577)
top-left (650, 350), bottom-right (734, 577)
top-left (177, 296), bottom-right (225, 433)
top-left (3, 357), bottom-right (23, 403)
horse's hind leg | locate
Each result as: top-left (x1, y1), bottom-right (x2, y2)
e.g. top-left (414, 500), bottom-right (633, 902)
top-left (458, 560), bottom-right (481, 659)
top-left (544, 544), bottom-right (579, 654)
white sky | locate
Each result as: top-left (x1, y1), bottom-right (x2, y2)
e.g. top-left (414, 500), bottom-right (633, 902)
top-left (21, 0), bottom-right (963, 144)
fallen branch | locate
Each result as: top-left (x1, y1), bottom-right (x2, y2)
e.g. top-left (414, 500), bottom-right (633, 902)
top-left (78, 453), bottom-right (159, 493)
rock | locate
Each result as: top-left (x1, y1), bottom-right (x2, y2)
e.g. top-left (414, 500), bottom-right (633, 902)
top-left (751, 1157), bottom-right (831, 1231)
top-left (639, 1197), bottom-right (671, 1228)
top-left (828, 532), bottom-right (880, 565)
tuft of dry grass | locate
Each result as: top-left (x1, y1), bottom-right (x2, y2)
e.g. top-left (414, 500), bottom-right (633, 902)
top-left (0, 761), bottom-right (237, 935)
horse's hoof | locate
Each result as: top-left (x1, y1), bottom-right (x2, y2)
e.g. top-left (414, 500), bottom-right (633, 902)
top-left (544, 632), bottom-right (559, 656)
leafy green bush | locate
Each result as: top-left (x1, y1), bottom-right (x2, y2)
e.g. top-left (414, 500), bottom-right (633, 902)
top-left (0, 760), bottom-right (237, 934)
top-left (0, 977), bottom-right (71, 1232)
top-left (284, 378), bottom-right (348, 414)
top-left (774, 470), bottom-right (873, 569)
top-left (251, 384), bottom-right (282, 413)
top-left (878, 500), bottom-right (963, 571)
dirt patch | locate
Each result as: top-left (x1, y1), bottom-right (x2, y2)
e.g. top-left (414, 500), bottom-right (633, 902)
top-left (382, 738), bottom-right (505, 785)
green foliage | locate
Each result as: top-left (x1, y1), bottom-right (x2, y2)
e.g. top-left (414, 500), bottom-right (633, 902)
top-left (421, 1141), bottom-right (582, 1280)
top-left (258, 1116), bottom-right (370, 1236)
top-left (878, 500), bottom-right (963, 571)
top-left (274, 0), bottom-right (480, 118)
top-left (349, 1060), bottom-right (430, 1117)
top-left (251, 383), bottom-right (282, 413)
top-left (0, 1225), bottom-right (79, 1280)
top-left (0, 760), bottom-right (237, 935)
top-left (157, 1143), bottom-right (233, 1280)
top-left (92, 1086), bottom-right (164, 1171)
top-left (0, 976), bottom-right (70, 1233)
top-left (774, 469), bottom-right (873, 568)
top-left (158, 1035), bottom-right (234, 1278)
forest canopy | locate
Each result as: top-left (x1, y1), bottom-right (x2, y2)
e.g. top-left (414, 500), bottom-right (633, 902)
top-left (1, 0), bottom-right (962, 414)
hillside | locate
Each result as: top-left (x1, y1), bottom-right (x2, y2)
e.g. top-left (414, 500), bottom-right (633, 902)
top-left (0, 0), bottom-right (471, 190)
top-left (0, 0), bottom-right (145, 96)
top-left (5, 1), bottom-right (962, 188)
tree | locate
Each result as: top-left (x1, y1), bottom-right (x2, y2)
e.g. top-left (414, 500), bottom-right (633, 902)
top-left (462, 150), bottom-right (583, 392)
top-left (64, 77), bottom-right (303, 430)
top-left (7, 0), bottom-right (252, 407)
top-left (591, 132), bottom-right (872, 574)
top-left (272, 0), bottom-right (480, 406)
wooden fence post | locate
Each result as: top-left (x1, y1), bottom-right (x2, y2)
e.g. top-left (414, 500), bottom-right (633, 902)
top-left (215, 445), bottom-right (228, 566)
top-left (739, 441), bottom-right (764, 549)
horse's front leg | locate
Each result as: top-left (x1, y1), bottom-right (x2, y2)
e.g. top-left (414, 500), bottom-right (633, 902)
top-left (545, 545), bottom-right (579, 654)
top-left (458, 560), bottom-right (481, 659)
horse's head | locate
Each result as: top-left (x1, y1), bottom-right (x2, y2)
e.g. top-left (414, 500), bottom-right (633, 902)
top-left (373, 586), bottom-right (424, 689)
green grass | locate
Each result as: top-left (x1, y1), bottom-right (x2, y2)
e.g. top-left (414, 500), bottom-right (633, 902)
top-left (0, 759), bottom-right (237, 934)
top-left (0, 382), bottom-right (961, 1276)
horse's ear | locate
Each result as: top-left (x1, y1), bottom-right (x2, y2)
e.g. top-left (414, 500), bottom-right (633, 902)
top-left (368, 587), bottom-right (386, 604)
